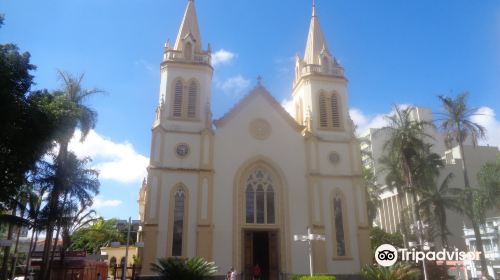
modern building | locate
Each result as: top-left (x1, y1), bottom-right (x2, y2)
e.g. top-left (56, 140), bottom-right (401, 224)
top-left (360, 107), bottom-right (500, 277)
top-left (463, 216), bottom-right (500, 279)
top-left (138, 1), bottom-right (371, 278)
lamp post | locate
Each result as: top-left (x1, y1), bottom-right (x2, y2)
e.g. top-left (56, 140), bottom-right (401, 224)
top-left (293, 227), bottom-right (325, 276)
top-left (123, 217), bottom-right (131, 280)
top-left (409, 220), bottom-right (431, 280)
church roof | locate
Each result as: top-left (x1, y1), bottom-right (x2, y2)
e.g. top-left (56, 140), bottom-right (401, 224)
top-left (303, 2), bottom-right (329, 65)
top-left (174, 0), bottom-right (202, 52)
top-left (214, 83), bottom-right (305, 132)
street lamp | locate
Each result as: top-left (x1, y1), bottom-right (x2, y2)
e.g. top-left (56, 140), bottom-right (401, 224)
top-left (294, 227), bottom-right (325, 276)
top-left (110, 217), bottom-right (134, 280)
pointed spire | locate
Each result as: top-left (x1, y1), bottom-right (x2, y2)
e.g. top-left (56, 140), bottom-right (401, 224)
top-left (304, 1), bottom-right (329, 65)
top-left (174, 0), bottom-right (202, 52)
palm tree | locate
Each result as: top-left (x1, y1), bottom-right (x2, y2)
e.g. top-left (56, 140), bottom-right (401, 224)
top-left (379, 152), bottom-right (411, 246)
top-left (151, 257), bottom-right (218, 280)
top-left (416, 173), bottom-right (462, 248)
top-left (378, 106), bottom-right (434, 279)
top-left (41, 71), bottom-right (102, 278)
top-left (70, 219), bottom-right (125, 254)
top-left (378, 106), bottom-right (433, 239)
top-left (60, 202), bottom-right (98, 253)
top-left (362, 263), bottom-right (420, 280)
top-left (437, 93), bottom-right (490, 278)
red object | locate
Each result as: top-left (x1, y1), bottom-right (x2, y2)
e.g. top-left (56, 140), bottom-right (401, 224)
top-left (251, 265), bottom-right (261, 277)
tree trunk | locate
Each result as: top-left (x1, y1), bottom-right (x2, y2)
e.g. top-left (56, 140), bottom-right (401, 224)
top-left (41, 139), bottom-right (69, 279)
top-left (0, 225), bottom-right (13, 280)
top-left (458, 141), bottom-right (491, 279)
top-left (9, 225), bottom-right (22, 279)
top-left (24, 228), bottom-right (36, 278)
top-left (396, 191), bottom-right (409, 247)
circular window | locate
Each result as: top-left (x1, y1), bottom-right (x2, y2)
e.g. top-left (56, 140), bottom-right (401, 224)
top-left (329, 152), bottom-right (340, 164)
top-left (249, 119), bottom-right (271, 140)
top-left (175, 143), bottom-right (190, 158)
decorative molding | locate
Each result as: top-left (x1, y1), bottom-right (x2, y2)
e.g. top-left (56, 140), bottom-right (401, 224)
top-left (249, 118), bottom-right (272, 140)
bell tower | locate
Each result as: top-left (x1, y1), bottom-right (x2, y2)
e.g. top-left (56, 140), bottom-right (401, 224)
top-left (291, 1), bottom-right (355, 138)
top-left (141, 0), bottom-right (215, 273)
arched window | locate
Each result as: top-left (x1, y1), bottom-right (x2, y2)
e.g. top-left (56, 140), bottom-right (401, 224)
top-left (172, 188), bottom-right (185, 256)
top-left (319, 93), bottom-right (328, 128)
top-left (245, 185), bottom-right (254, 223)
top-left (172, 79), bottom-right (183, 118)
top-left (187, 81), bottom-right (198, 118)
top-left (331, 94), bottom-right (341, 128)
top-left (184, 42), bottom-right (193, 60)
top-left (245, 169), bottom-right (275, 224)
top-left (332, 191), bottom-right (349, 257)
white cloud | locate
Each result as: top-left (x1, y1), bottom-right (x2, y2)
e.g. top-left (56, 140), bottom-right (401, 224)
top-left (93, 196), bottom-right (122, 209)
top-left (211, 49), bottom-right (236, 66)
top-left (69, 130), bottom-right (149, 184)
top-left (471, 107), bottom-right (500, 148)
top-left (349, 105), bottom-right (411, 136)
top-left (281, 98), bottom-right (295, 116)
top-left (217, 75), bottom-right (251, 97)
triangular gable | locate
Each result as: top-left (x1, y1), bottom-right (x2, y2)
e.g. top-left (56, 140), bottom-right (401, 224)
top-left (214, 85), bottom-right (305, 132)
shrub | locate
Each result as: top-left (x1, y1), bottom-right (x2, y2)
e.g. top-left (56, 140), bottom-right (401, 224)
top-left (299, 276), bottom-right (336, 280)
top-left (361, 263), bottom-right (419, 280)
top-left (151, 256), bottom-right (217, 280)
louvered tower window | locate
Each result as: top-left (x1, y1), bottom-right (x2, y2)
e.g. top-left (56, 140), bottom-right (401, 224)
top-left (331, 94), bottom-right (341, 128)
top-left (319, 93), bottom-right (328, 128)
top-left (187, 81), bottom-right (198, 118)
top-left (172, 80), bottom-right (183, 118)
top-left (318, 92), bottom-right (342, 129)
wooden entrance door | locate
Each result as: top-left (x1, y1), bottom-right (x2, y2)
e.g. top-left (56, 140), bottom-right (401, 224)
top-left (243, 230), bottom-right (279, 280)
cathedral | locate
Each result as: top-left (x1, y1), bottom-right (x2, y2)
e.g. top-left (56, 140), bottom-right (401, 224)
top-left (138, 0), bottom-right (371, 278)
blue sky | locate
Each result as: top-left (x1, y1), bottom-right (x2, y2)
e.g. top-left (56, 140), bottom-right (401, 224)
top-left (2, 0), bottom-right (500, 219)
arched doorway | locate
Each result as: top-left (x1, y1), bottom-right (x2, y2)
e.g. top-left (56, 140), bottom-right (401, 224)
top-left (233, 159), bottom-right (290, 280)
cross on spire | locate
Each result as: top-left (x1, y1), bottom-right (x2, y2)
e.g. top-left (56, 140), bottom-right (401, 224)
top-left (257, 75), bottom-right (263, 86)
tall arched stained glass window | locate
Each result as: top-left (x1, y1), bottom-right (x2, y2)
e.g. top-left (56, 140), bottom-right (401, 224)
top-left (333, 193), bottom-right (346, 256)
top-left (245, 184), bottom-right (254, 223)
top-left (244, 168), bottom-right (275, 224)
top-left (172, 188), bottom-right (185, 256)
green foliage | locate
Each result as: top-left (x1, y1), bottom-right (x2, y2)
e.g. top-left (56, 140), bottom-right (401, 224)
top-left (299, 276), bottom-right (336, 280)
top-left (370, 227), bottom-right (403, 255)
top-left (477, 159), bottom-right (500, 209)
top-left (363, 166), bottom-right (382, 226)
top-left (361, 263), bottom-right (420, 280)
top-left (70, 218), bottom-right (124, 254)
top-left (0, 43), bottom-right (61, 210)
top-left (151, 257), bottom-right (217, 280)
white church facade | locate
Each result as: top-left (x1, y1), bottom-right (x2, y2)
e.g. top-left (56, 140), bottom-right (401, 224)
top-left (138, 1), bottom-right (371, 278)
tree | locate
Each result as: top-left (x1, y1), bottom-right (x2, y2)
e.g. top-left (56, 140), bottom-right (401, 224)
top-left (151, 257), bottom-right (218, 280)
top-left (41, 71), bottom-right (102, 278)
top-left (477, 159), bottom-right (500, 208)
top-left (437, 93), bottom-right (490, 278)
top-left (361, 263), bottom-right (420, 280)
top-left (0, 44), bottom-right (62, 211)
top-left (378, 106), bottom-right (432, 244)
top-left (70, 219), bottom-right (124, 254)
top-left (363, 167), bottom-right (382, 226)
top-left (416, 173), bottom-right (462, 248)
top-left (369, 227), bottom-right (404, 256)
